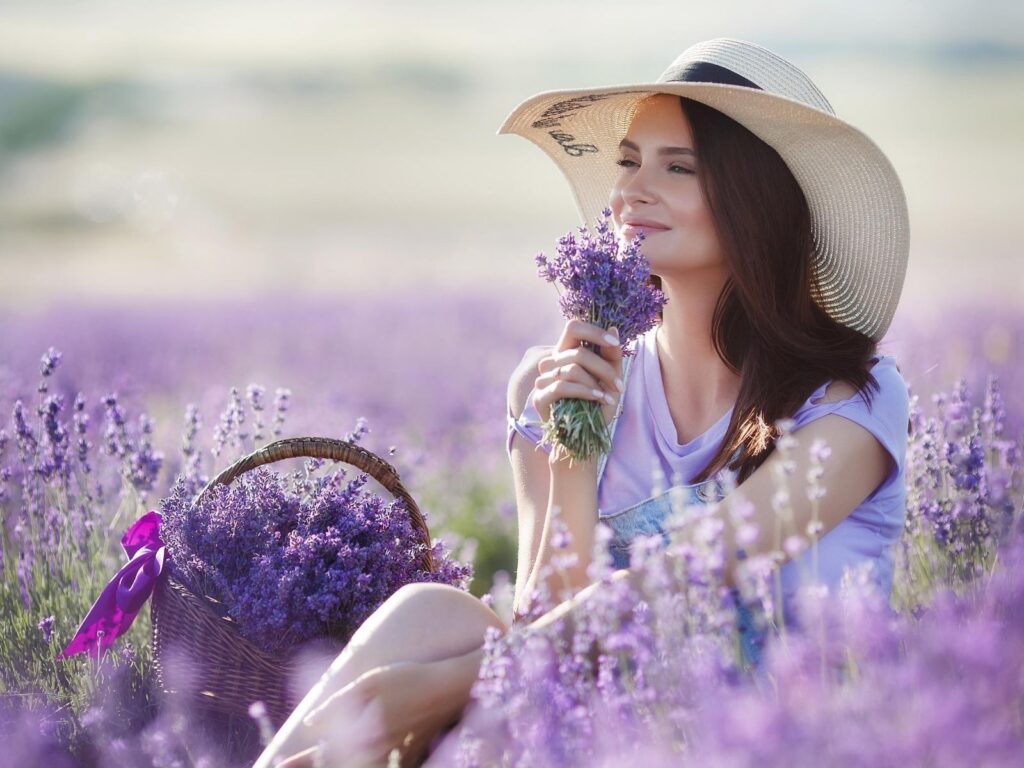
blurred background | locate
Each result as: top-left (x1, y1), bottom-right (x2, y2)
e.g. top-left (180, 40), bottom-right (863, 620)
top-left (1, 0), bottom-right (1022, 314)
top-left (2, 0), bottom-right (1024, 514)
top-left (1, 0), bottom-right (1023, 593)
top-left (2, 8), bottom-right (1024, 761)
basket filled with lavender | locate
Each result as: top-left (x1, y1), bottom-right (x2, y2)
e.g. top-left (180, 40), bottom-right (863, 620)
top-left (60, 434), bottom-right (471, 761)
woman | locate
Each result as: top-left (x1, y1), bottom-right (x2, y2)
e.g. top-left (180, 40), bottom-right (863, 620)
top-left (257, 37), bottom-right (911, 767)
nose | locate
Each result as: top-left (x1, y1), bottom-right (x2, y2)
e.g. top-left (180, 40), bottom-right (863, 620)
top-left (616, 161), bottom-right (657, 207)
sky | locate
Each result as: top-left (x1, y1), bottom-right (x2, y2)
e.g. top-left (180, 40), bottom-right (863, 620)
top-left (0, 0), bottom-right (1022, 315)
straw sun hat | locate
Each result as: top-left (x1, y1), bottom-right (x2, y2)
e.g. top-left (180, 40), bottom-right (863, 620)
top-left (497, 37), bottom-right (910, 343)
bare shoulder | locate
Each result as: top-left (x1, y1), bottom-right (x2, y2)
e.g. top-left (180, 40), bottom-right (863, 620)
top-left (507, 345), bottom-right (555, 417)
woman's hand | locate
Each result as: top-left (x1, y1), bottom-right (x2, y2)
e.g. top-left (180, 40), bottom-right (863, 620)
top-left (532, 319), bottom-right (625, 434)
top-left (273, 660), bottom-right (454, 768)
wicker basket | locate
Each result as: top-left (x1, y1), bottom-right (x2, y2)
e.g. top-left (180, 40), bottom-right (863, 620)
top-left (149, 436), bottom-right (435, 757)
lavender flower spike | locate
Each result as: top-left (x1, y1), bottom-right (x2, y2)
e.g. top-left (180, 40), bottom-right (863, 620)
top-left (534, 207), bottom-right (667, 461)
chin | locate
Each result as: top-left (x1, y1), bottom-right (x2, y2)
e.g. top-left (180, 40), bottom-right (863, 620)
top-left (638, 248), bottom-right (666, 268)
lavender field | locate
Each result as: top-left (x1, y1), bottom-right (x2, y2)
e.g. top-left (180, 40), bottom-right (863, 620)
top-left (1, 290), bottom-right (1023, 766)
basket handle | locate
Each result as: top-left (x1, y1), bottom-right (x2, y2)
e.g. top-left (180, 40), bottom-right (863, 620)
top-left (192, 436), bottom-right (434, 572)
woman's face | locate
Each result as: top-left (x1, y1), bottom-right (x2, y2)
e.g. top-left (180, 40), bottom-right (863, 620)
top-left (609, 94), bottom-right (725, 278)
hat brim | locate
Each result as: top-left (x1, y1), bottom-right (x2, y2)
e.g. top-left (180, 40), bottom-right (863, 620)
top-left (497, 82), bottom-right (910, 342)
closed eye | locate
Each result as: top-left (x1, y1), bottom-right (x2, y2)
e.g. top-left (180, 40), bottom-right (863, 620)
top-left (615, 158), bottom-right (693, 174)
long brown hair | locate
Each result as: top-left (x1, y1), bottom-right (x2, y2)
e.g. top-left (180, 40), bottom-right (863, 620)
top-left (658, 96), bottom-right (881, 485)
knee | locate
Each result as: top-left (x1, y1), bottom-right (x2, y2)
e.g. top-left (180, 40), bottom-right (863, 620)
top-left (391, 581), bottom-right (462, 606)
top-left (391, 581), bottom-right (509, 635)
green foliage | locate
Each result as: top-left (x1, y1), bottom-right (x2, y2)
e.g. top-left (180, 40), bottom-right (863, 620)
top-left (417, 466), bottom-right (518, 598)
top-left (542, 396), bottom-right (612, 464)
top-left (0, 490), bottom-right (158, 753)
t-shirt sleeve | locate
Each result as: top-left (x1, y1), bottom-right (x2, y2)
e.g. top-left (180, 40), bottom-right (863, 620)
top-left (506, 382), bottom-right (553, 461)
top-left (791, 356), bottom-right (910, 489)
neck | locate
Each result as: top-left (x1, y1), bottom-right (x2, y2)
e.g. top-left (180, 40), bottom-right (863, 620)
top-left (655, 268), bottom-right (741, 418)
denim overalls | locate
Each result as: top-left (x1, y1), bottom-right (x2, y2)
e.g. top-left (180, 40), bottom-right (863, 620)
top-left (595, 352), bottom-right (766, 666)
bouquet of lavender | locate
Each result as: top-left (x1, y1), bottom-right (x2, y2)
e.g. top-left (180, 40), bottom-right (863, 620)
top-left (534, 207), bottom-right (667, 462)
top-left (159, 459), bottom-right (472, 656)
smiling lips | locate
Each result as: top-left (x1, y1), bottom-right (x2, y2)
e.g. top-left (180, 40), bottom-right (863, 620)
top-left (622, 218), bottom-right (670, 235)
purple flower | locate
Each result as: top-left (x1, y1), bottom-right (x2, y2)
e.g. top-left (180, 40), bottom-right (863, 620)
top-left (160, 436), bottom-right (472, 655)
top-left (12, 400), bottom-right (39, 464)
top-left (272, 387), bottom-right (291, 439)
top-left (534, 208), bottom-right (667, 461)
top-left (38, 615), bottom-right (55, 643)
top-left (99, 393), bottom-right (164, 494)
top-left (35, 393), bottom-right (70, 482)
top-left (981, 374), bottom-right (1006, 442)
top-left (211, 386), bottom-right (247, 458)
top-left (101, 393), bottom-right (127, 459)
top-left (117, 640), bottom-right (137, 665)
top-left (181, 402), bottom-right (202, 482)
top-left (127, 414), bottom-right (163, 492)
top-left (535, 208), bottom-right (667, 353)
top-left (247, 384), bottom-right (266, 444)
top-left (37, 347), bottom-right (62, 394)
top-left (72, 393), bottom-right (91, 474)
top-left (345, 416), bottom-right (370, 444)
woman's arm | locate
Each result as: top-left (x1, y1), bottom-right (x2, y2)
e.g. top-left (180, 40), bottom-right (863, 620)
top-left (507, 347), bottom-right (556, 616)
top-left (510, 321), bottom-right (624, 618)
top-left (516, 452), bottom-right (602, 617)
top-left (517, 401), bottom-right (897, 647)
top-left (715, 392), bottom-right (895, 586)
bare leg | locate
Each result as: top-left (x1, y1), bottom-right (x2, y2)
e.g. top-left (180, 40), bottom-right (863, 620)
top-left (255, 569), bottom-right (641, 767)
top-left (253, 582), bottom-right (508, 766)
top-left (324, 582), bottom-right (509, 689)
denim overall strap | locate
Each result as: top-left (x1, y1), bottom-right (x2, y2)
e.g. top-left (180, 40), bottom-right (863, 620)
top-left (590, 351), bottom-right (764, 667)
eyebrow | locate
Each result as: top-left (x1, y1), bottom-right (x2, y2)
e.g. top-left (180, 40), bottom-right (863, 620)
top-left (618, 138), bottom-right (694, 157)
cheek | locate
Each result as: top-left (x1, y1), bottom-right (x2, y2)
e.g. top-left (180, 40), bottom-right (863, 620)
top-left (670, 199), bottom-right (716, 240)
top-left (695, 200), bottom-right (716, 230)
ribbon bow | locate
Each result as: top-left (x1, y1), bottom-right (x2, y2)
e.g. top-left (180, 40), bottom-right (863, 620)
top-left (60, 511), bottom-right (166, 660)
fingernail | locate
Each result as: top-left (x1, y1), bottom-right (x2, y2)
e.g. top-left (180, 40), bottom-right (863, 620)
top-left (614, 377), bottom-right (624, 392)
top-left (603, 332), bottom-right (620, 346)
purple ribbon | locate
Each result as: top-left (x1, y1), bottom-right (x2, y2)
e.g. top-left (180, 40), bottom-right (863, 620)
top-left (60, 510), bottom-right (166, 660)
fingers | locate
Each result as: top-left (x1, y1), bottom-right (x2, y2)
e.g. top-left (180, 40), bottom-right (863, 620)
top-left (539, 324), bottom-right (623, 392)
top-left (536, 362), bottom-right (598, 394)
top-left (541, 377), bottom-right (616, 411)
top-left (532, 320), bottom-right (626, 424)
top-left (532, 363), bottom-right (620, 423)
top-left (303, 672), bottom-right (375, 728)
top-left (555, 318), bottom-right (622, 355)
top-left (539, 350), bottom-right (623, 394)
top-left (276, 747), bottom-right (317, 768)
